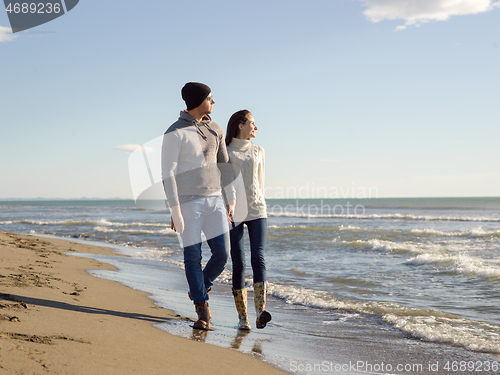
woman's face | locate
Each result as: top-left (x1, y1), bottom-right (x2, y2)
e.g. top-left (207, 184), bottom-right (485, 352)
top-left (237, 115), bottom-right (258, 139)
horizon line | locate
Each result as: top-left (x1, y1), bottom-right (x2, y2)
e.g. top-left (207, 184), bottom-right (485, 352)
top-left (1, 196), bottom-right (499, 201)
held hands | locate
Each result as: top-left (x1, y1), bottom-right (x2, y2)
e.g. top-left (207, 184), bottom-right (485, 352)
top-left (227, 199), bottom-right (236, 224)
top-left (170, 205), bottom-right (185, 233)
top-left (170, 199), bottom-right (235, 232)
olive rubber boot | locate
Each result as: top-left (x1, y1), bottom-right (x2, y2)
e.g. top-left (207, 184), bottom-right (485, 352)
top-left (232, 288), bottom-right (251, 331)
top-left (254, 282), bottom-right (272, 329)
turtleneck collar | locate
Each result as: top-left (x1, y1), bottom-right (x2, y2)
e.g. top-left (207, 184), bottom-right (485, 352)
top-left (230, 137), bottom-right (252, 151)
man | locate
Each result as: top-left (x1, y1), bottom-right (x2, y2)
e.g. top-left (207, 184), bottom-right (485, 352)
top-left (161, 82), bottom-right (236, 330)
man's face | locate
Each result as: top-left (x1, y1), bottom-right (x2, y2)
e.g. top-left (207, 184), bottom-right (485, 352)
top-left (198, 94), bottom-right (215, 115)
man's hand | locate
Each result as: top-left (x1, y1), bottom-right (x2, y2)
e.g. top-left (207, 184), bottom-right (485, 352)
top-left (170, 205), bottom-right (185, 233)
top-left (226, 199), bottom-right (236, 224)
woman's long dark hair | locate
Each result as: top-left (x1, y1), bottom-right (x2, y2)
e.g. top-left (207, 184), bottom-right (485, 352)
top-left (225, 109), bottom-right (251, 146)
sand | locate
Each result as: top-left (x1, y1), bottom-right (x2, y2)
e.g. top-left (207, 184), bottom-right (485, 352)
top-left (0, 231), bottom-right (286, 375)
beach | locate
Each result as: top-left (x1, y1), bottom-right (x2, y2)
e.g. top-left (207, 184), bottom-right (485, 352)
top-left (1, 199), bottom-right (500, 375)
top-left (0, 231), bottom-right (285, 375)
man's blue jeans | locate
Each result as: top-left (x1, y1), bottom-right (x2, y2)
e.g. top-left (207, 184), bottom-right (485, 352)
top-left (179, 195), bottom-right (229, 304)
top-left (230, 218), bottom-right (267, 290)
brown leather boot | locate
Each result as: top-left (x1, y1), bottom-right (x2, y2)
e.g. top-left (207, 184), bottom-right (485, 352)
top-left (193, 301), bottom-right (211, 330)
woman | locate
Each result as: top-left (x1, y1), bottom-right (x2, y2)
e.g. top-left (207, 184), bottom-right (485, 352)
top-left (226, 110), bottom-right (271, 330)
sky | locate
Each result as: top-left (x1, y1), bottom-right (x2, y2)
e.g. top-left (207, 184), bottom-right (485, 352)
top-left (1, 0), bottom-right (499, 199)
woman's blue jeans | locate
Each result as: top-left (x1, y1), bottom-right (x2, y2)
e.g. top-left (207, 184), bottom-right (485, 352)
top-left (230, 218), bottom-right (267, 290)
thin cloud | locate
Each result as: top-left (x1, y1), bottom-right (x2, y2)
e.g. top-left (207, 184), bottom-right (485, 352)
top-left (361, 0), bottom-right (500, 30)
top-left (319, 158), bottom-right (339, 163)
top-left (0, 26), bottom-right (17, 42)
top-left (112, 144), bottom-right (155, 154)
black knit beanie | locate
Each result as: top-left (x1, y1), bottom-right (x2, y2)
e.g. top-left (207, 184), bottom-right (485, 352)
top-left (181, 82), bottom-right (211, 110)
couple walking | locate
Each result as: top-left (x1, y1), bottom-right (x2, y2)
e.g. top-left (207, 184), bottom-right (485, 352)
top-left (161, 82), bottom-right (271, 331)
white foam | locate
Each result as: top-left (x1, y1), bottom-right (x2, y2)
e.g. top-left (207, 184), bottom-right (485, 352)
top-left (92, 219), bottom-right (169, 228)
top-left (410, 228), bottom-right (453, 236)
top-left (410, 227), bottom-right (500, 238)
top-left (267, 224), bottom-right (308, 229)
top-left (96, 218), bottom-right (114, 226)
top-left (338, 225), bottom-right (362, 231)
top-left (383, 314), bottom-right (500, 353)
top-left (22, 219), bottom-right (89, 225)
top-left (342, 239), bottom-right (438, 254)
top-left (269, 225), bottom-right (500, 239)
top-left (267, 212), bottom-right (500, 223)
top-left (469, 227), bottom-right (500, 238)
top-left (135, 248), bottom-right (177, 261)
top-left (19, 218), bottom-right (170, 228)
top-left (266, 281), bottom-right (500, 354)
top-left (93, 226), bottom-right (115, 233)
top-left (92, 226), bottom-right (175, 235)
top-left (406, 253), bottom-right (500, 279)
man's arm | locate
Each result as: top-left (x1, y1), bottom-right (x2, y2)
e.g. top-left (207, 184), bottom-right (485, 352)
top-left (162, 130), bottom-right (184, 232)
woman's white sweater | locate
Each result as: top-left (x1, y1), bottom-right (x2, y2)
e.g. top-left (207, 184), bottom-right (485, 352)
top-left (227, 138), bottom-right (267, 222)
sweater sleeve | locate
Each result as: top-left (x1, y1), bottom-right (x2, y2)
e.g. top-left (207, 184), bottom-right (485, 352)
top-left (217, 134), bottom-right (237, 202)
top-left (161, 130), bottom-right (181, 207)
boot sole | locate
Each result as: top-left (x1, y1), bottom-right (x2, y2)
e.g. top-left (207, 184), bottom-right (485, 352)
top-left (237, 322), bottom-right (252, 331)
top-left (256, 310), bottom-right (272, 329)
top-left (192, 320), bottom-right (211, 330)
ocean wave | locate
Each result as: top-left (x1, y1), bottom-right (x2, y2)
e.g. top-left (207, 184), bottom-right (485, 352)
top-left (22, 219), bottom-right (94, 225)
top-left (341, 239), bottom-right (438, 254)
top-left (135, 248), bottom-right (181, 263)
top-left (268, 223), bottom-right (500, 239)
top-left (8, 216), bottom-right (498, 240)
top-left (93, 219), bottom-right (168, 228)
top-left (268, 224), bottom-right (362, 232)
top-left (11, 218), bottom-right (169, 228)
top-left (267, 224), bottom-right (309, 229)
top-left (343, 238), bottom-right (500, 279)
top-left (406, 253), bottom-right (500, 279)
top-left (384, 314), bottom-right (500, 354)
top-left (410, 227), bottom-right (500, 238)
top-left (338, 225), bottom-right (362, 231)
top-left (265, 282), bottom-right (500, 354)
top-left (93, 226), bottom-right (175, 235)
top-left (267, 212), bottom-right (500, 223)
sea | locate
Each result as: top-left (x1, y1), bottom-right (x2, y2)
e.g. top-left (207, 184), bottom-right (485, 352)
top-left (1, 198), bottom-right (500, 374)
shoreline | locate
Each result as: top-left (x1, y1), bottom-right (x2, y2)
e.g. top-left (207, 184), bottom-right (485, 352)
top-left (0, 231), bottom-right (286, 374)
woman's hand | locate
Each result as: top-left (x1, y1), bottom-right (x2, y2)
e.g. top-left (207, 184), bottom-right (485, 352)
top-left (227, 199), bottom-right (236, 223)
